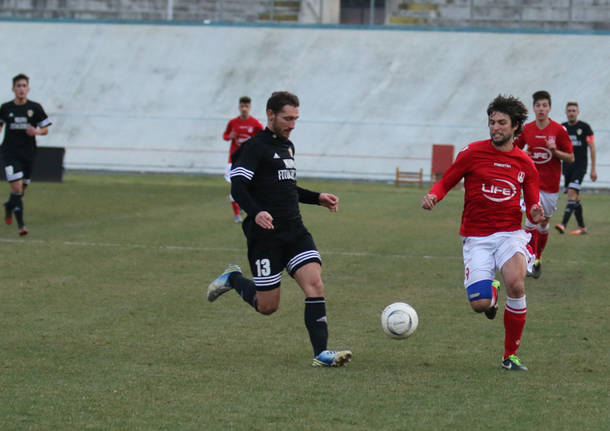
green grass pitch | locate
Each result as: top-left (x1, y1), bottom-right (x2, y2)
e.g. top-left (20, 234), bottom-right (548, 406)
top-left (1, 173), bottom-right (608, 430)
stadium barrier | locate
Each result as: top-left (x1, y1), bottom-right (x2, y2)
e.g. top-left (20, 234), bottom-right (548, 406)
top-left (0, 147), bottom-right (65, 182)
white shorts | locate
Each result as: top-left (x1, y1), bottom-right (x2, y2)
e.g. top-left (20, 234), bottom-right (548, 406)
top-left (224, 163), bottom-right (232, 183)
top-left (539, 190), bottom-right (559, 218)
top-left (462, 230), bottom-right (534, 288)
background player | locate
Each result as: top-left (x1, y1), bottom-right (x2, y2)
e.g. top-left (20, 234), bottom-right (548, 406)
top-left (421, 94), bottom-right (542, 371)
top-left (514, 90), bottom-right (573, 278)
top-left (556, 102), bottom-right (597, 235)
top-left (208, 91), bottom-right (352, 368)
top-left (0, 73), bottom-right (52, 236)
top-left (222, 96), bottom-right (263, 222)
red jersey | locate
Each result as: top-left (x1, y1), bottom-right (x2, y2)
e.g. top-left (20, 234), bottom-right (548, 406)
top-left (223, 116), bottom-right (264, 162)
top-left (429, 140), bottom-right (539, 237)
top-left (514, 119), bottom-right (572, 193)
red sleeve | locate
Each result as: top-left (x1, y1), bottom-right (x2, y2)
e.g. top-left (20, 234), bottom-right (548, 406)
top-left (514, 133), bottom-right (525, 149)
top-left (429, 147), bottom-right (469, 202)
top-left (557, 126), bottom-right (573, 153)
top-left (522, 160), bottom-right (540, 225)
top-left (223, 119), bottom-right (233, 141)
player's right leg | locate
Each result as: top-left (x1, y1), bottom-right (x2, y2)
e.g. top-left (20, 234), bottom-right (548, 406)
top-left (226, 164), bottom-right (242, 222)
top-left (4, 162), bottom-right (27, 235)
top-left (3, 162), bottom-right (18, 225)
top-left (462, 236), bottom-right (497, 316)
top-left (209, 227), bottom-right (284, 312)
top-left (229, 194), bottom-right (242, 223)
top-left (559, 173), bottom-right (583, 233)
top-left (568, 170), bottom-right (587, 233)
top-left (207, 264), bottom-right (243, 301)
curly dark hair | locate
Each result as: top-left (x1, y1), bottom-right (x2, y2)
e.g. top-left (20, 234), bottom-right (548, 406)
top-left (266, 91), bottom-right (299, 114)
top-left (487, 95), bottom-right (529, 136)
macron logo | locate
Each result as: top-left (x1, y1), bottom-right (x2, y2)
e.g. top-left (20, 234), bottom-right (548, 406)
top-left (273, 153), bottom-right (280, 159)
top-left (316, 316), bottom-right (328, 323)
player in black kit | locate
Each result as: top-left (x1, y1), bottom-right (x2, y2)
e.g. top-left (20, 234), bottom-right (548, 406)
top-left (0, 74), bottom-right (52, 236)
top-left (207, 91), bottom-right (352, 367)
top-left (555, 102), bottom-right (597, 235)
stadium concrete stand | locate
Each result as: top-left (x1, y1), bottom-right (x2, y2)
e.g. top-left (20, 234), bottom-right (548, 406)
top-left (387, 0), bottom-right (610, 30)
top-left (1, 1), bottom-right (609, 29)
top-left (0, 0), bottom-right (302, 22)
top-left (0, 21), bottom-right (607, 185)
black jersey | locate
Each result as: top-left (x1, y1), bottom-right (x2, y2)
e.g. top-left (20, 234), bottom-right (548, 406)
top-left (0, 100), bottom-right (51, 159)
top-left (562, 120), bottom-right (593, 169)
top-left (230, 128), bottom-right (319, 220)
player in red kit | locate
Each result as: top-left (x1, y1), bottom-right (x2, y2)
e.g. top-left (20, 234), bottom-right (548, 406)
top-left (422, 95), bottom-right (543, 371)
top-left (222, 96), bottom-right (264, 222)
top-left (514, 91), bottom-right (574, 278)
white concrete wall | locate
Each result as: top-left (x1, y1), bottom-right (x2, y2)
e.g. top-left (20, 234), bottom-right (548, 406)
top-left (0, 21), bottom-right (608, 186)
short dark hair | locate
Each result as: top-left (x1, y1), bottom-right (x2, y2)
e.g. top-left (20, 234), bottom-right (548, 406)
top-left (266, 91), bottom-right (299, 114)
top-left (487, 94), bottom-right (529, 136)
top-left (239, 96), bottom-right (251, 105)
top-left (532, 90), bottom-right (551, 106)
top-left (566, 101), bottom-right (579, 108)
top-left (12, 73), bottom-right (29, 86)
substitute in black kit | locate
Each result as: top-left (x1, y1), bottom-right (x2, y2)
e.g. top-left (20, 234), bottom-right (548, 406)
top-left (0, 73), bottom-right (52, 236)
top-left (207, 91), bottom-right (352, 368)
top-left (556, 101), bottom-right (597, 235)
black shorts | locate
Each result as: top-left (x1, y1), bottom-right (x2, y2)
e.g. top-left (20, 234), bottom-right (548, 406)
top-left (563, 163), bottom-right (586, 191)
top-left (242, 216), bottom-right (321, 291)
top-left (2, 152), bottom-right (34, 184)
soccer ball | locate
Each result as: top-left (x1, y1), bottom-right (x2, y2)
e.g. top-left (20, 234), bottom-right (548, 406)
top-left (381, 302), bottom-right (419, 339)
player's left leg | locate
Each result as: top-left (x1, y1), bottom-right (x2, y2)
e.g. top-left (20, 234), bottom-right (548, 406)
top-left (535, 219), bottom-right (550, 265)
top-left (293, 262), bottom-right (352, 368)
top-left (497, 233), bottom-right (531, 371)
top-left (287, 226), bottom-right (351, 367)
top-left (532, 192), bottom-right (559, 278)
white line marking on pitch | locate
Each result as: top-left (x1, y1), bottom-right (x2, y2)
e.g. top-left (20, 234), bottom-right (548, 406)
top-left (0, 237), bottom-right (459, 259)
top-left (0, 237), bottom-right (600, 265)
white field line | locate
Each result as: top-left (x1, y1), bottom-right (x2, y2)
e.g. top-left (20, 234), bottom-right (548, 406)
top-left (0, 237), bottom-right (600, 265)
top-left (0, 237), bottom-right (454, 259)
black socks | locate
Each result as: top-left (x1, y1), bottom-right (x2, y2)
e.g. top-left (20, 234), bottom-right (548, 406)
top-left (305, 297), bottom-right (328, 356)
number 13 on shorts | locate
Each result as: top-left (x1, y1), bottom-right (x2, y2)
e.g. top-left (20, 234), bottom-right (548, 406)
top-left (255, 258), bottom-right (271, 276)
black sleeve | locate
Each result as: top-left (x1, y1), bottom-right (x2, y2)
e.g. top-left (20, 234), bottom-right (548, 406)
top-left (231, 178), bottom-right (262, 217)
top-left (34, 103), bottom-right (51, 128)
top-left (297, 186), bottom-right (320, 205)
top-left (230, 141), bottom-right (263, 217)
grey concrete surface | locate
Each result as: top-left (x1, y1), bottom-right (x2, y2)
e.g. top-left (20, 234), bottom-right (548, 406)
top-left (0, 21), bottom-right (608, 186)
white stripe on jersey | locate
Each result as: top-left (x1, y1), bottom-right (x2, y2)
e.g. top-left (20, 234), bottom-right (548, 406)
top-left (287, 250), bottom-right (321, 272)
top-left (253, 272), bottom-right (282, 287)
top-left (38, 118), bottom-right (52, 128)
top-left (230, 167), bottom-right (254, 180)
